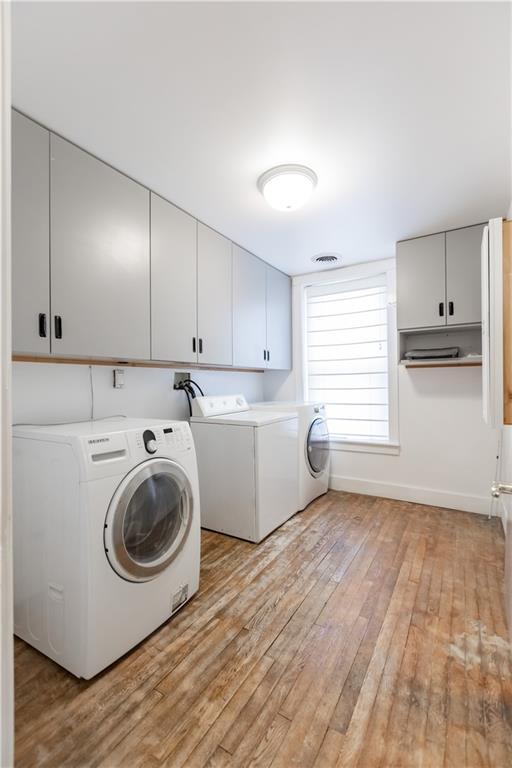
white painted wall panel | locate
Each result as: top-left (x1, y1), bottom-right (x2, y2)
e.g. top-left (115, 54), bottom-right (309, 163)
top-left (328, 366), bottom-right (498, 515)
top-left (12, 363), bottom-right (264, 425)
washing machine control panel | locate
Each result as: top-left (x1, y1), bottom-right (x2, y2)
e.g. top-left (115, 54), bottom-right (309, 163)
top-left (134, 423), bottom-right (193, 454)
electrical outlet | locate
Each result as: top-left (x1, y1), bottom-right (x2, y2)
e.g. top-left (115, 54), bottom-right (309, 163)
top-left (173, 372), bottom-right (190, 390)
top-left (113, 369), bottom-right (125, 389)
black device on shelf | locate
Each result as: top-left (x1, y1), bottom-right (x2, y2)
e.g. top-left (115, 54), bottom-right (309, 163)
top-left (404, 347), bottom-right (459, 361)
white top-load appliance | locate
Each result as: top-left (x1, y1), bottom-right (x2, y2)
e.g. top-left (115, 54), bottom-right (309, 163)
top-left (13, 418), bottom-right (200, 679)
top-left (190, 394), bottom-right (298, 542)
top-left (252, 401), bottom-right (330, 510)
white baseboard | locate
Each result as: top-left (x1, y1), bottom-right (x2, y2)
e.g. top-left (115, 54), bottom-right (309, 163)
top-left (329, 474), bottom-right (494, 517)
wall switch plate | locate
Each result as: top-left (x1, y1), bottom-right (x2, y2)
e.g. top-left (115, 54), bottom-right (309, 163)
top-left (113, 369), bottom-right (125, 389)
top-left (173, 372), bottom-right (190, 390)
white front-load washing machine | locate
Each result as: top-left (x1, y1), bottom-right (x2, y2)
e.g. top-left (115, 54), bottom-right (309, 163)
top-left (253, 402), bottom-right (330, 510)
top-left (13, 418), bottom-right (200, 679)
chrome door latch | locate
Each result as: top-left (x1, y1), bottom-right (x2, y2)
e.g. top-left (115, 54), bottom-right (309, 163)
top-left (491, 482), bottom-right (512, 498)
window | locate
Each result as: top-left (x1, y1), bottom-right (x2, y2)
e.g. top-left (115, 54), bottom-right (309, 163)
top-left (305, 273), bottom-right (392, 444)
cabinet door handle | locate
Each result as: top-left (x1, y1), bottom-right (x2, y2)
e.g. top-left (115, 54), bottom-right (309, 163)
top-left (192, 337), bottom-right (196, 353)
top-left (438, 302), bottom-right (444, 317)
top-left (267, 349), bottom-right (270, 362)
top-left (448, 301), bottom-right (454, 316)
top-left (263, 349), bottom-right (267, 361)
top-left (38, 313), bottom-right (47, 338)
top-left (198, 338), bottom-right (203, 354)
top-left (54, 315), bottom-right (62, 339)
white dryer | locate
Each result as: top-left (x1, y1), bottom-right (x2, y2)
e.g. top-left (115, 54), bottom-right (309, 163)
top-left (13, 418), bottom-right (200, 679)
top-left (190, 395), bottom-right (298, 542)
top-left (253, 402), bottom-right (330, 510)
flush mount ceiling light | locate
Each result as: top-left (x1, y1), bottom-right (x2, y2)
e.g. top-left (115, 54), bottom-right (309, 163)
top-left (258, 164), bottom-right (317, 212)
top-left (312, 252), bottom-right (341, 265)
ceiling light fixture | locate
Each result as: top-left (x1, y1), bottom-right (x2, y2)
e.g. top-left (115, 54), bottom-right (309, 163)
top-left (258, 164), bottom-right (317, 212)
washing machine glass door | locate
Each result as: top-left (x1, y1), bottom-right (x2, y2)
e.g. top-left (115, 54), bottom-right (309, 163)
top-left (105, 458), bottom-right (193, 582)
top-left (306, 418), bottom-right (330, 476)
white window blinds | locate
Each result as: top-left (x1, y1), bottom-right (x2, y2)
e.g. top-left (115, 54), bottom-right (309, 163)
top-left (305, 274), bottom-right (389, 442)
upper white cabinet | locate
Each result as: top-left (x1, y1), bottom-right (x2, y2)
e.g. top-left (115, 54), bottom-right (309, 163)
top-left (151, 194), bottom-right (197, 363)
top-left (266, 265), bottom-right (292, 370)
top-left (12, 112), bottom-right (292, 370)
top-left (396, 233), bottom-right (446, 330)
top-left (445, 224), bottom-right (484, 326)
top-left (397, 225), bottom-right (483, 331)
top-left (12, 111), bottom-right (50, 354)
top-left (233, 248), bottom-right (292, 370)
top-left (50, 135), bottom-right (150, 359)
top-left (233, 245), bottom-right (267, 368)
top-left (197, 223), bottom-right (233, 366)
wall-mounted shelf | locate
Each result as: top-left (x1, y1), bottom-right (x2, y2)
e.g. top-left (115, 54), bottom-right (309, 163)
top-left (398, 323), bottom-right (482, 370)
top-left (400, 355), bottom-right (482, 369)
top-left (12, 354), bottom-right (265, 374)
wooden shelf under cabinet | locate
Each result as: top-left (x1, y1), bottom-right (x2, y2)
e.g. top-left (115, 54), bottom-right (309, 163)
top-left (12, 354), bottom-right (266, 374)
top-left (400, 355), bottom-right (482, 369)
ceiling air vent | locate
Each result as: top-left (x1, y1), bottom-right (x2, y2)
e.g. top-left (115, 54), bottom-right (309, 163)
top-left (311, 252), bottom-right (341, 265)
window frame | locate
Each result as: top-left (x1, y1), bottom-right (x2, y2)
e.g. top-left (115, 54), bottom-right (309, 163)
top-left (295, 258), bottom-right (399, 455)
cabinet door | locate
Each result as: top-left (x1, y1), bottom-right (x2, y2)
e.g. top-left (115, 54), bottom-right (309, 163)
top-left (396, 233), bottom-right (446, 330)
top-left (446, 224), bottom-right (484, 326)
top-left (266, 266), bottom-right (292, 370)
top-left (197, 223), bottom-right (232, 365)
top-left (151, 194), bottom-right (197, 363)
top-left (233, 245), bottom-right (267, 368)
top-left (12, 111), bottom-right (50, 354)
top-left (50, 135), bottom-right (150, 359)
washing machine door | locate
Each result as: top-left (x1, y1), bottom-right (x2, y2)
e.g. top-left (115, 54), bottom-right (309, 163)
top-left (306, 417), bottom-right (330, 477)
top-left (104, 458), bottom-right (193, 582)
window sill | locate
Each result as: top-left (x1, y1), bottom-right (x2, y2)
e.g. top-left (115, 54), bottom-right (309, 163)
top-left (329, 438), bottom-right (400, 456)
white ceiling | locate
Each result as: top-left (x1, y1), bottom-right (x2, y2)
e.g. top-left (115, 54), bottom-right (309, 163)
top-left (12, 1), bottom-right (511, 275)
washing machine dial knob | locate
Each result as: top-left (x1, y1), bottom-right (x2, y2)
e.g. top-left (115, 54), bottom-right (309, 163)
top-left (143, 430), bottom-right (158, 454)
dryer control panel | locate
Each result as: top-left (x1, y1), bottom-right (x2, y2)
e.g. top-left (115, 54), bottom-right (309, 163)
top-left (191, 394), bottom-right (248, 418)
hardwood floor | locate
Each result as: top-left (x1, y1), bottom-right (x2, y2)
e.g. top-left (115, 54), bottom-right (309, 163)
top-left (14, 491), bottom-right (512, 767)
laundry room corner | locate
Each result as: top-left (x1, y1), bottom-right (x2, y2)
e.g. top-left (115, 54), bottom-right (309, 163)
top-left (266, 269), bottom-right (500, 516)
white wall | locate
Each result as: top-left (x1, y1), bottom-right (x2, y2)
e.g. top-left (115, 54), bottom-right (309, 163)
top-left (330, 366), bottom-right (498, 515)
top-left (12, 362), bottom-right (264, 425)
